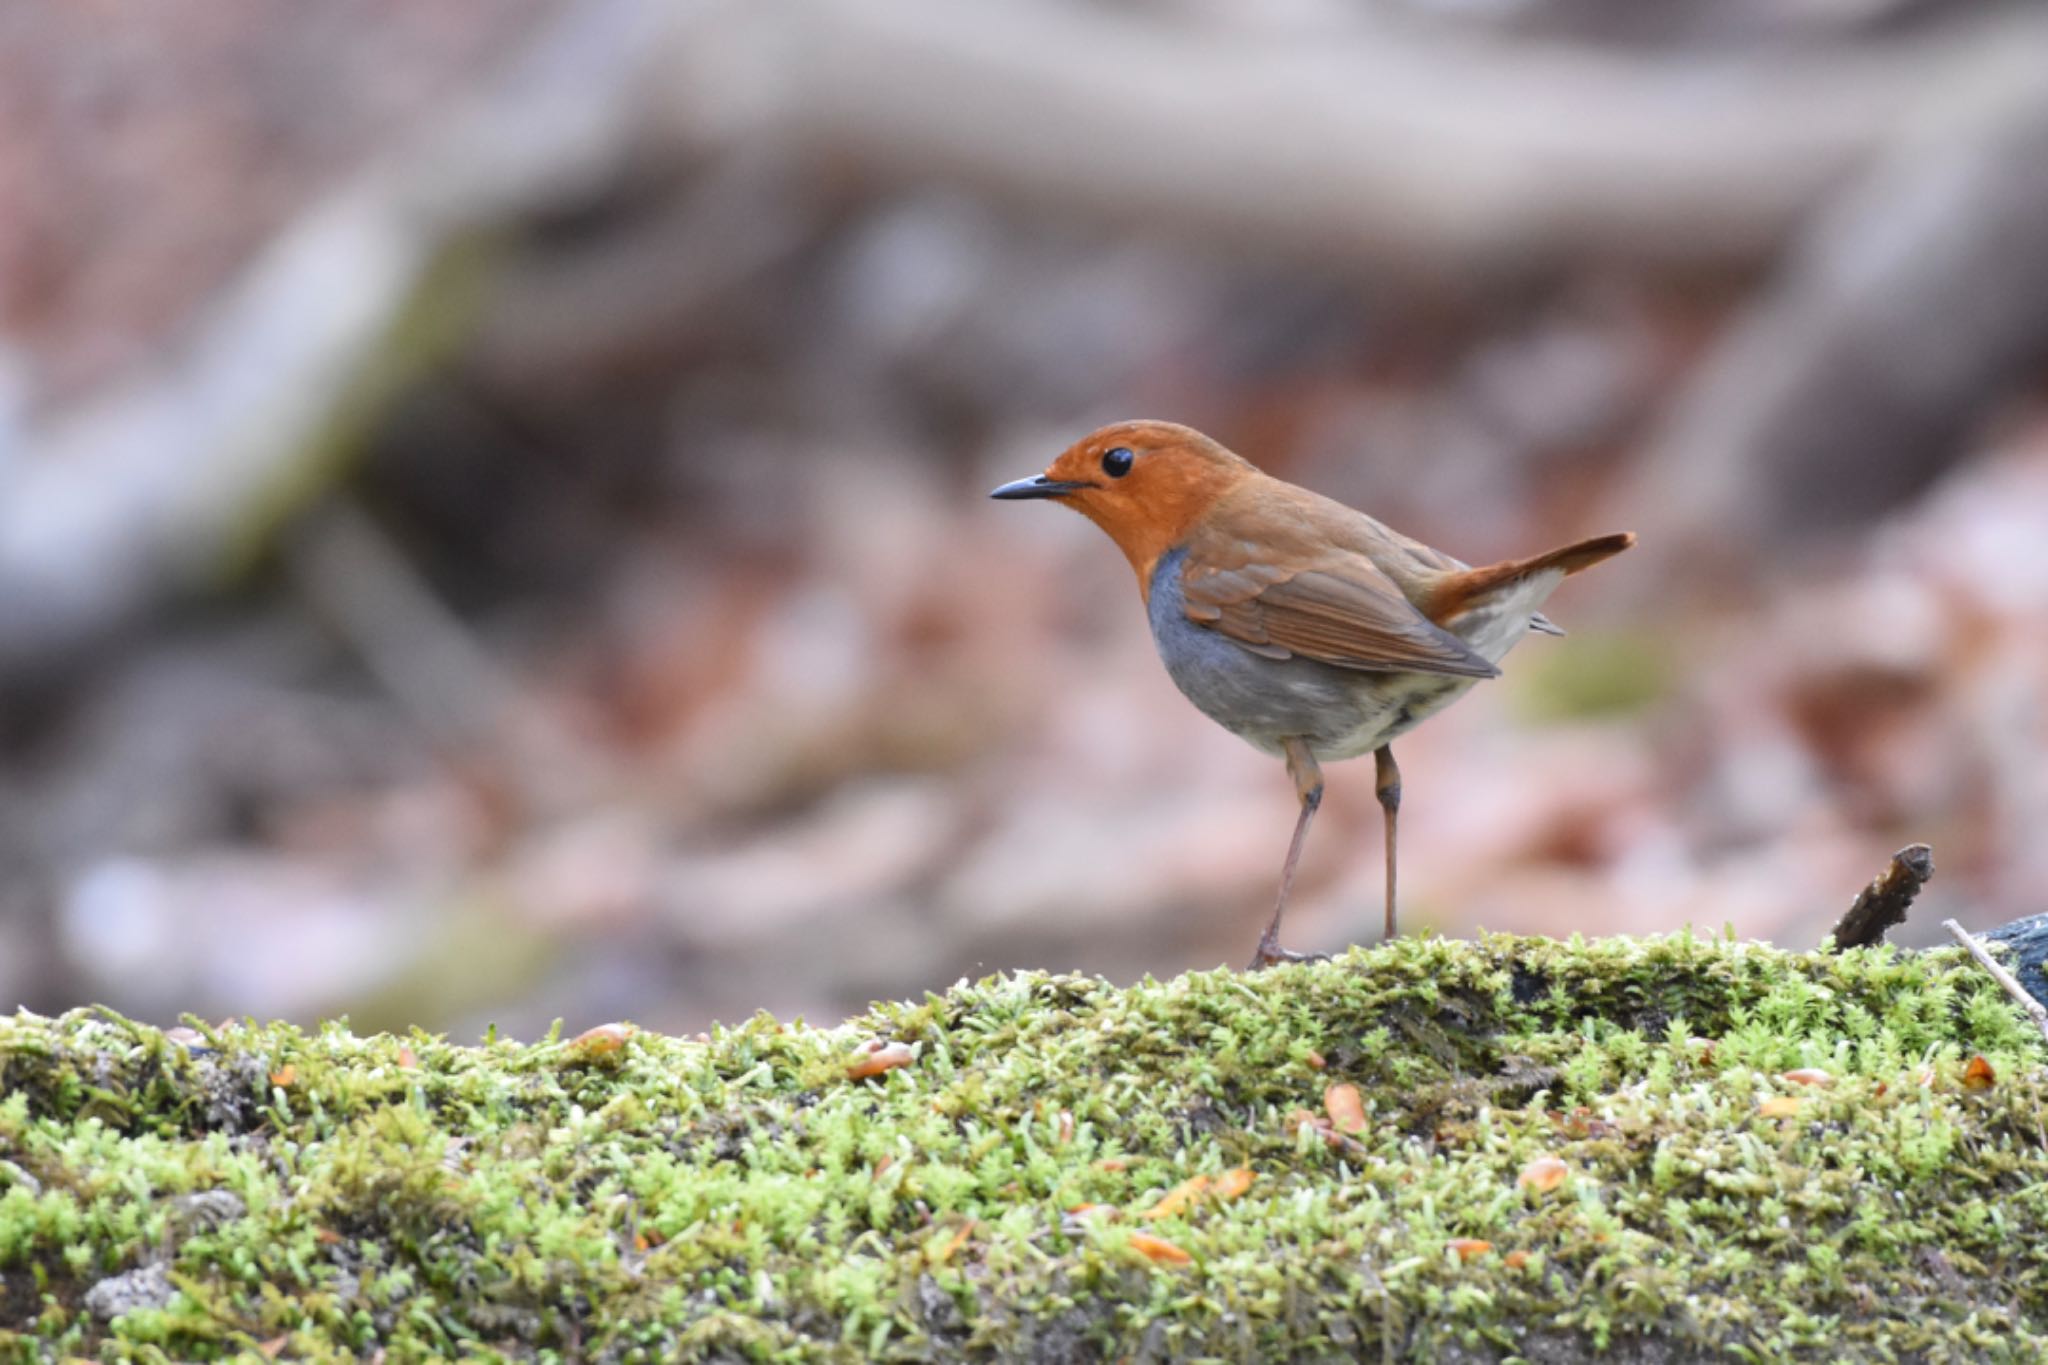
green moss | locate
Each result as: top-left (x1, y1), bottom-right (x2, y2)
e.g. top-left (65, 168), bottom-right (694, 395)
top-left (3, 935), bottom-right (2048, 1361)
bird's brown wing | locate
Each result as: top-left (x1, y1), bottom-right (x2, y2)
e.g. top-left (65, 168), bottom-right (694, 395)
top-left (1179, 553), bottom-right (1500, 678)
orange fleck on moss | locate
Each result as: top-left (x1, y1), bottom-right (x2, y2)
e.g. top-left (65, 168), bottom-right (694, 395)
top-left (1128, 1232), bottom-right (1192, 1265)
top-left (1138, 1174), bottom-right (1210, 1220)
top-left (847, 1039), bottom-right (915, 1080)
top-left (928, 1220), bottom-right (976, 1266)
top-left (570, 1023), bottom-right (635, 1057)
top-left (1212, 1167), bottom-right (1256, 1201)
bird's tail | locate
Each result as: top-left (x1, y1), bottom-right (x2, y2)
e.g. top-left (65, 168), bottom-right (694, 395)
top-left (1511, 531), bottom-right (1637, 578)
top-left (1427, 532), bottom-right (1635, 619)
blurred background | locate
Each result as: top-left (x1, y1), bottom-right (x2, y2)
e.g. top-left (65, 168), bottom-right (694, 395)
top-left (4, 0), bottom-right (2047, 1038)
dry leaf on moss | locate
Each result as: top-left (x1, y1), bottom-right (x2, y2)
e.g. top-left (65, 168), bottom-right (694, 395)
top-left (1323, 1083), bottom-right (1367, 1134)
top-left (1213, 1167), bottom-right (1255, 1201)
top-left (847, 1039), bottom-right (915, 1080)
top-left (570, 1023), bottom-right (635, 1058)
top-left (1128, 1231), bottom-right (1192, 1265)
top-left (1516, 1155), bottom-right (1569, 1193)
top-left (1138, 1175), bottom-right (1210, 1220)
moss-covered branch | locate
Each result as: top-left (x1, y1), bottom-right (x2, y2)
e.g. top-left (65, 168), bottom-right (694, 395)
top-left (5, 934), bottom-right (2048, 1361)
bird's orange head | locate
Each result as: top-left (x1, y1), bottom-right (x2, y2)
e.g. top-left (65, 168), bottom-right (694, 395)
top-left (991, 420), bottom-right (1257, 591)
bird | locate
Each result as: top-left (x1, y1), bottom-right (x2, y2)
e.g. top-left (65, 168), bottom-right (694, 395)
top-left (992, 420), bottom-right (1633, 968)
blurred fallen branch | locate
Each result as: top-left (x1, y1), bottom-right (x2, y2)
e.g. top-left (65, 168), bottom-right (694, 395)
top-left (0, 0), bottom-right (666, 682)
top-left (657, 0), bottom-right (2048, 277)
top-left (469, 149), bottom-right (823, 398)
top-left (1825, 843), bottom-right (1932, 950)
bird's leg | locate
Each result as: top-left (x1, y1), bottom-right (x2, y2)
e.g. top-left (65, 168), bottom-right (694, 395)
top-left (1249, 738), bottom-right (1326, 970)
top-left (1375, 745), bottom-right (1401, 939)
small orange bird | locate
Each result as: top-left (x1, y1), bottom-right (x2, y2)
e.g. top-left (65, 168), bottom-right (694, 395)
top-left (993, 420), bottom-right (1633, 967)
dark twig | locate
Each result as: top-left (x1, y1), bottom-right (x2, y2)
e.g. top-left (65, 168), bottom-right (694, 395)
top-left (1944, 919), bottom-right (2048, 1051)
top-left (1825, 844), bottom-right (1934, 950)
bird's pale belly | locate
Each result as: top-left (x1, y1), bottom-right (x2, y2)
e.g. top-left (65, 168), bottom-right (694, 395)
top-left (1157, 625), bottom-right (1476, 760)
top-left (1307, 672), bottom-right (1476, 759)
top-left (1146, 549), bottom-right (1556, 761)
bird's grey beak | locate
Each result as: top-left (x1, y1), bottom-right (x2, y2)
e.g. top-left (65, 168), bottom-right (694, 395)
top-left (990, 474), bottom-right (1091, 500)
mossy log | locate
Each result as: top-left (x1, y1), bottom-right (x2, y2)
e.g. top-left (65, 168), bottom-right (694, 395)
top-left (4, 934), bottom-right (2048, 1361)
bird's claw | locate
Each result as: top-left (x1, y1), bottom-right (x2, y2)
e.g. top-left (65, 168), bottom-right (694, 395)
top-left (1246, 940), bottom-right (1329, 971)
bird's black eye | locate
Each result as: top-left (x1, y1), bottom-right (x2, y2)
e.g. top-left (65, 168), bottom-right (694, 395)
top-left (1101, 447), bottom-right (1135, 478)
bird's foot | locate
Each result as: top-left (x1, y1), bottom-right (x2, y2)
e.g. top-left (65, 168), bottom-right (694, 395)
top-left (1246, 937), bottom-right (1329, 971)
